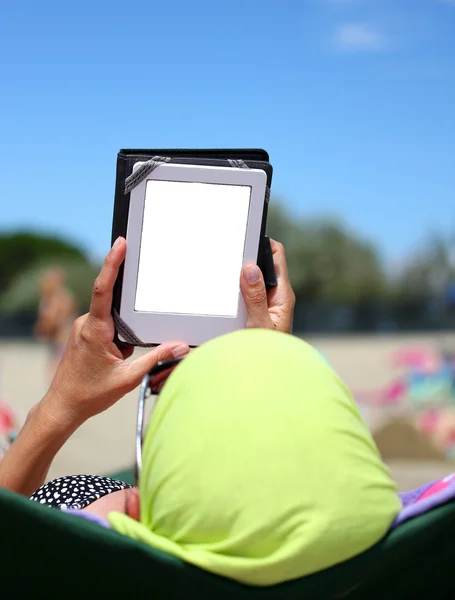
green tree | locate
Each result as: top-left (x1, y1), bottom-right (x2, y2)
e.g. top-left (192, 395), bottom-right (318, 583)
top-left (267, 201), bottom-right (387, 304)
top-left (0, 231), bottom-right (88, 292)
top-left (1, 258), bottom-right (100, 315)
top-left (394, 232), bottom-right (455, 302)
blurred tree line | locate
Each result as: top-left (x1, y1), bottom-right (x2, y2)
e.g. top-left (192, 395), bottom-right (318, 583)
top-left (267, 203), bottom-right (386, 305)
top-left (266, 202), bottom-right (455, 306)
top-left (266, 202), bottom-right (455, 331)
top-left (0, 232), bottom-right (98, 318)
top-left (0, 199), bottom-right (454, 333)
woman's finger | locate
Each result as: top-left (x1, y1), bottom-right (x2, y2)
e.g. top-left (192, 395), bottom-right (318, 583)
top-left (270, 238), bottom-right (295, 304)
top-left (270, 239), bottom-right (289, 282)
top-left (121, 345), bottom-right (135, 360)
top-left (151, 366), bottom-right (178, 393)
top-left (89, 237), bottom-right (126, 322)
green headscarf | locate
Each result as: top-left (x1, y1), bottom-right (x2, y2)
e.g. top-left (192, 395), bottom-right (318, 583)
top-left (109, 329), bottom-right (400, 586)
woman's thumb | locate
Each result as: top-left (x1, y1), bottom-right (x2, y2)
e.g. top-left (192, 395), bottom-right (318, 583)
top-left (240, 265), bottom-right (271, 329)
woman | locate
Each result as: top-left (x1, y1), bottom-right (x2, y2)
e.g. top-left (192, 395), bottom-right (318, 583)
top-left (0, 237), bottom-right (401, 586)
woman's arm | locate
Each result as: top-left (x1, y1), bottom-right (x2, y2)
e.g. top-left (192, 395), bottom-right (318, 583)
top-left (0, 237), bottom-right (189, 497)
top-left (0, 394), bottom-right (77, 496)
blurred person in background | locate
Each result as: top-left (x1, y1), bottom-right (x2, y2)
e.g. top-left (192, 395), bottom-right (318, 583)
top-left (34, 267), bottom-right (77, 378)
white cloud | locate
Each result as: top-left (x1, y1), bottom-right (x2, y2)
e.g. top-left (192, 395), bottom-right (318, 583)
top-left (333, 22), bottom-right (387, 52)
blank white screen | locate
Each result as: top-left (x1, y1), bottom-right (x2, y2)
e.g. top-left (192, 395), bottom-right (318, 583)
top-left (134, 180), bottom-right (251, 316)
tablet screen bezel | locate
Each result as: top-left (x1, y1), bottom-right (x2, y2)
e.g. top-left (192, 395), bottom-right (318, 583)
top-left (119, 163), bottom-right (267, 346)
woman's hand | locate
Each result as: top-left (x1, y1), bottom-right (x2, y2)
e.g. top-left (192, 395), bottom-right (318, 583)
top-left (42, 237), bottom-right (189, 429)
top-left (0, 237), bottom-right (189, 497)
top-left (240, 239), bottom-right (295, 334)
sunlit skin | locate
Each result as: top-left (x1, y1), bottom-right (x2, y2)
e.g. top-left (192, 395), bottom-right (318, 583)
top-left (82, 487), bottom-right (140, 521)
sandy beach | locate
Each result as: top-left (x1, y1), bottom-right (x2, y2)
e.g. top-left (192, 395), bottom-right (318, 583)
top-left (1, 332), bottom-right (454, 491)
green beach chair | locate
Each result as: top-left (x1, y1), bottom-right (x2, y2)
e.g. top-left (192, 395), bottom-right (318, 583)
top-left (1, 484), bottom-right (453, 599)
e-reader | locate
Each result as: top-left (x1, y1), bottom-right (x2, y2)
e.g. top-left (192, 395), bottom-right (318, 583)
top-left (111, 149), bottom-right (276, 347)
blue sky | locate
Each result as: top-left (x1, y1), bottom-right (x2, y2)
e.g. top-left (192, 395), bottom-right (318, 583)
top-left (0, 0), bottom-right (454, 267)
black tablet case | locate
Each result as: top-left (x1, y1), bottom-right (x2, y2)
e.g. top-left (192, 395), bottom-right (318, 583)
top-left (111, 149), bottom-right (277, 345)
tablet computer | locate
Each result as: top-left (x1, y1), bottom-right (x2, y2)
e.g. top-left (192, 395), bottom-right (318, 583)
top-left (111, 150), bottom-right (275, 347)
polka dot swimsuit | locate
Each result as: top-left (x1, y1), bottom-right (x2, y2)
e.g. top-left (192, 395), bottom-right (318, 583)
top-left (29, 475), bottom-right (131, 510)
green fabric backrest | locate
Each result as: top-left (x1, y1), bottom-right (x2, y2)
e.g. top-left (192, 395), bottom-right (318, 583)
top-left (1, 487), bottom-right (454, 599)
